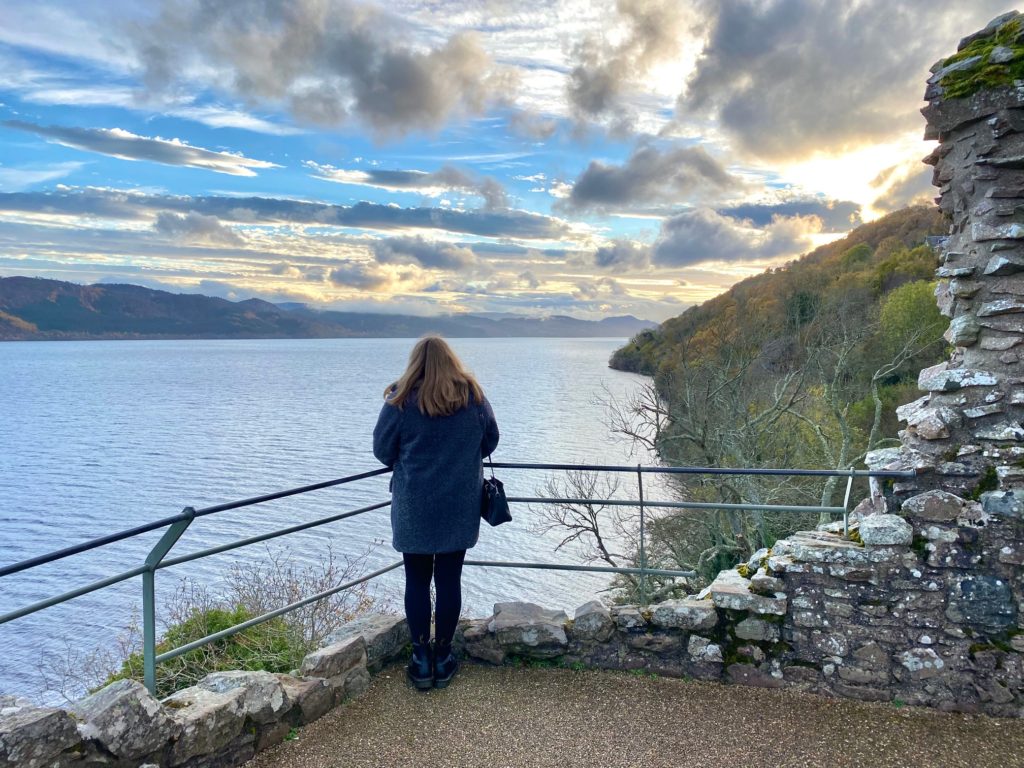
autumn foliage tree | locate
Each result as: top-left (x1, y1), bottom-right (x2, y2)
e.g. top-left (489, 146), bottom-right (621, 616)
top-left (594, 206), bottom-right (950, 585)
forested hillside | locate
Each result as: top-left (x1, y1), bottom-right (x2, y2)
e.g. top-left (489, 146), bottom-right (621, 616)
top-left (612, 206), bottom-right (946, 376)
top-left (604, 205), bottom-right (950, 583)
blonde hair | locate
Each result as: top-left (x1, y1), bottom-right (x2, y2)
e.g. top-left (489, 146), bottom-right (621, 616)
top-left (384, 335), bottom-right (484, 417)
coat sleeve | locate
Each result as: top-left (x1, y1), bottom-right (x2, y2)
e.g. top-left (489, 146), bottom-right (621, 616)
top-left (373, 401), bottom-right (401, 467)
top-left (480, 396), bottom-right (500, 458)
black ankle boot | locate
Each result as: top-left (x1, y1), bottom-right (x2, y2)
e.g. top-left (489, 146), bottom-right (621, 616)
top-left (433, 640), bottom-right (459, 689)
top-left (407, 640), bottom-right (433, 691)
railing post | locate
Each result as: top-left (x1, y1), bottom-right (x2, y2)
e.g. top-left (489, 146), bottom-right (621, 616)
top-left (143, 507), bottom-right (196, 695)
top-left (637, 465), bottom-right (647, 607)
top-left (842, 467), bottom-right (855, 537)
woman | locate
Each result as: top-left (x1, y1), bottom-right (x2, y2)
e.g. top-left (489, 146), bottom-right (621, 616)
top-left (373, 335), bottom-right (500, 690)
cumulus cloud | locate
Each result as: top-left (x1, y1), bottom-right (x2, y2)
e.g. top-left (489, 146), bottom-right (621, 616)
top-left (3, 121), bottom-right (280, 176)
top-left (719, 197), bottom-right (862, 232)
top-left (518, 270), bottom-right (541, 289)
top-left (305, 162), bottom-right (507, 209)
top-left (676, 0), bottom-right (1010, 159)
top-left (372, 236), bottom-right (477, 270)
top-left (573, 276), bottom-right (630, 300)
top-left (153, 211), bottom-right (246, 246)
top-left (567, 0), bottom-right (689, 125)
top-left (652, 208), bottom-right (821, 267)
top-left (0, 187), bottom-right (569, 240)
top-left (328, 262), bottom-right (390, 290)
top-left (592, 239), bottom-right (651, 271)
top-left (507, 110), bottom-right (559, 140)
top-left (134, 0), bottom-right (515, 137)
top-left (561, 143), bottom-right (740, 213)
top-left (870, 163), bottom-right (935, 213)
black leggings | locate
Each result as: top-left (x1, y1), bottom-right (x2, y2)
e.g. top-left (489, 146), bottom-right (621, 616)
top-left (402, 550), bottom-right (466, 646)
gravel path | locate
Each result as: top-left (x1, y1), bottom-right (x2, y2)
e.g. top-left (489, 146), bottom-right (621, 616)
top-left (248, 664), bottom-right (1024, 768)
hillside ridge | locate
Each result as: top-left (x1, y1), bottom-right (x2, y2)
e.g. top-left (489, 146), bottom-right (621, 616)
top-left (610, 205), bottom-right (947, 374)
top-left (0, 277), bottom-right (655, 340)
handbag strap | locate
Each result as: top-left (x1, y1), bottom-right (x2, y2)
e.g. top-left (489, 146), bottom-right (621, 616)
top-left (478, 397), bottom-right (496, 480)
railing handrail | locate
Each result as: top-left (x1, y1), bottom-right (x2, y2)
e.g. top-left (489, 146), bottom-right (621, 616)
top-left (0, 458), bottom-right (915, 695)
top-left (491, 461), bottom-right (915, 478)
top-left (0, 466), bottom-right (395, 578)
top-left (0, 461), bottom-right (914, 579)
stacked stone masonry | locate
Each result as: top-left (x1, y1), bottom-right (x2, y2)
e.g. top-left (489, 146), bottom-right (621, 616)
top-left (899, 10), bottom-right (1024, 487)
top-left (454, 503), bottom-right (1020, 716)
top-left (0, 615), bottom-right (410, 768)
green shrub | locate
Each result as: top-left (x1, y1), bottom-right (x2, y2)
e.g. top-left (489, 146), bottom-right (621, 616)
top-left (104, 606), bottom-right (306, 698)
top-left (37, 541), bottom-right (385, 701)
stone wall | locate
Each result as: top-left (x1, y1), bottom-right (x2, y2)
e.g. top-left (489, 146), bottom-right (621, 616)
top-left (891, 9), bottom-right (1024, 492)
top-left (457, 510), bottom-right (1020, 715)
top-left (0, 615), bottom-right (410, 768)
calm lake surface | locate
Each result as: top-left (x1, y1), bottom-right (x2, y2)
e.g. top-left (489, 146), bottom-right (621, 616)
top-left (0, 337), bottom-right (665, 700)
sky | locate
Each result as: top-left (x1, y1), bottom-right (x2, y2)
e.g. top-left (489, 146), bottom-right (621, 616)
top-left (0, 1), bottom-right (1014, 321)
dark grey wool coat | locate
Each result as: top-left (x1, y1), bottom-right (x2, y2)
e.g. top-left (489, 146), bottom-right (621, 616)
top-left (373, 391), bottom-right (500, 554)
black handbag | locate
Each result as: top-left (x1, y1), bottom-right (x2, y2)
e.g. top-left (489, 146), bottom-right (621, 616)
top-left (481, 455), bottom-right (511, 527)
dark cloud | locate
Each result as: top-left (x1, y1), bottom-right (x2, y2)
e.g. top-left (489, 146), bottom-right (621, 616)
top-left (373, 236), bottom-right (477, 270)
top-left (518, 270), bottom-right (541, 289)
top-left (306, 162), bottom-right (508, 209)
top-left (3, 121), bottom-right (279, 176)
top-left (469, 242), bottom-right (530, 257)
top-left (567, 0), bottom-right (688, 124)
top-left (677, 0), bottom-right (1010, 159)
top-left (871, 165), bottom-right (935, 213)
top-left (507, 110), bottom-right (559, 140)
top-left (573, 277), bottom-right (629, 301)
top-left (593, 239), bottom-right (651, 271)
top-left (719, 198), bottom-right (862, 232)
top-left (0, 187), bottom-right (569, 240)
top-left (652, 208), bottom-right (819, 267)
top-left (561, 144), bottom-right (740, 212)
top-left (268, 262), bottom-right (325, 281)
top-left (134, 0), bottom-right (514, 137)
top-left (153, 212), bottom-right (246, 246)
top-left (328, 262), bottom-right (390, 290)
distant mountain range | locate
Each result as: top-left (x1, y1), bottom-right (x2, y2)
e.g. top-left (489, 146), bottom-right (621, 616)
top-left (0, 277), bottom-right (656, 340)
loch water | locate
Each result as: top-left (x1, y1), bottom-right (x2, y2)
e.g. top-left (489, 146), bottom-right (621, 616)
top-left (0, 337), bottom-right (666, 699)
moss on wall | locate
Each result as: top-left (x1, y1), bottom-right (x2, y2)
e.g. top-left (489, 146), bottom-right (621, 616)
top-left (940, 19), bottom-right (1024, 100)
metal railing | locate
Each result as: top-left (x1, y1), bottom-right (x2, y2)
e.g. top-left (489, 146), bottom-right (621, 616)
top-left (0, 461), bottom-right (915, 695)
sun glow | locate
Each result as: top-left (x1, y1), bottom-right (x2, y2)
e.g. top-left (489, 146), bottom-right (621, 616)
top-left (780, 131), bottom-right (937, 221)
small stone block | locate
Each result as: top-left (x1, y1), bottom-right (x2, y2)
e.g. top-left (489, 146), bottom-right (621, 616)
top-left (859, 514), bottom-right (913, 546)
top-left (71, 679), bottom-right (175, 761)
top-left (648, 598), bottom-right (718, 631)
top-left (198, 670), bottom-right (291, 726)
top-left (299, 637), bottom-right (367, 681)
top-left (277, 675), bottom-right (333, 726)
top-left (162, 686), bottom-right (245, 765)
top-left (0, 705), bottom-right (80, 768)
top-left (573, 600), bottom-right (614, 642)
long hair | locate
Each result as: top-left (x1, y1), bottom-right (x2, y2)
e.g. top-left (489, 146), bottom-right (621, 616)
top-left (384, 335), bottom-right (484, 417)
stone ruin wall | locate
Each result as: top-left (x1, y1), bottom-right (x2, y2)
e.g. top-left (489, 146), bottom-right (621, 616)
top-left (4, 12), bottom-right (1024, 768)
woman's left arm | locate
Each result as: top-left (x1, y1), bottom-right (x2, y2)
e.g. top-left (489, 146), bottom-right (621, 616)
top-left (373, 401), bottom-right (401, 467)
top-left (481, 396), bottom-right (500, 457)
